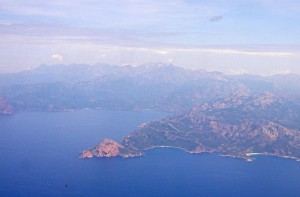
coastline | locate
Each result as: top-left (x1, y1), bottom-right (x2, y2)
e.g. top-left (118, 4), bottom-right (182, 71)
top-left (134, 146), bottom-right (300, 163)
top-left (245, 152), bottom-right (300, 162)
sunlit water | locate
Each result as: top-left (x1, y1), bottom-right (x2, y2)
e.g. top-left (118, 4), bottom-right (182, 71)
top-left (0, 110), bottom-right (300, 197)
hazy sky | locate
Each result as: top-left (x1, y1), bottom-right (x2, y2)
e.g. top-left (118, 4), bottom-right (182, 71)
top-left (0, 0), bottom-right (300, 75)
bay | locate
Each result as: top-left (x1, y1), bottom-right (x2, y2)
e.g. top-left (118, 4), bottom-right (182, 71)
top-left (0, 110), bottom-right (300, 197)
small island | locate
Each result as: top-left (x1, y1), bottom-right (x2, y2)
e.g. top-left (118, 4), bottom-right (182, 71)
top-left (81, 93), bottom-right (300, 162)
top-left (0, 97), bottom-right (14, 115)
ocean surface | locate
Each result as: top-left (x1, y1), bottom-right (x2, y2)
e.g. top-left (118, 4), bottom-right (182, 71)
top-left (0, 110), bottom-right (300, 197)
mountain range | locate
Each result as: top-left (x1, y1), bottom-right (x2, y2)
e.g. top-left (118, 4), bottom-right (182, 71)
top-left (1, 62), bottom-right (300, 114)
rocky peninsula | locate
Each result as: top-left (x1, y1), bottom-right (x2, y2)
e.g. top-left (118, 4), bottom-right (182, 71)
top-left (81, 93), bottom-right (300, 161)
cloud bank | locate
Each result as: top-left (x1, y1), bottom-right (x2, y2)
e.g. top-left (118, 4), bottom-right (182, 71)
top-left (0, 0), bottom-right (299, 75)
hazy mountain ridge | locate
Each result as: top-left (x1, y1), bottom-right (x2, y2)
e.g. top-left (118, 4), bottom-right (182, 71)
top-left (0, 63), bottom-right (250, 113)
top-left (0, 63), bottom-right (300, 115)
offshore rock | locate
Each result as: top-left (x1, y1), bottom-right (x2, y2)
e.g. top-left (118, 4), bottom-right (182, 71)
top-left (0, 97), bottom-right (14, 115)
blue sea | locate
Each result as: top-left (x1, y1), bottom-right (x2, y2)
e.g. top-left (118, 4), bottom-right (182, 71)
top-left (0, 110), bottom-right (300, 197)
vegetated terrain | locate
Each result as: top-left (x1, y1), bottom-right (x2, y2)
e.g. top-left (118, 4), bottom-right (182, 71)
top-left (1, 63), bottom-right (300, 161)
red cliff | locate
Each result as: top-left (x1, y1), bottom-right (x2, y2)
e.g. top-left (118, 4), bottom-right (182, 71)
top-left (80, 138), bottom-right (143, 159)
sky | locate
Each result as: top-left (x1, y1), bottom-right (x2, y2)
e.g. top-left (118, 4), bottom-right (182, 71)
top-left (0, 0), bottom-right (300, 75)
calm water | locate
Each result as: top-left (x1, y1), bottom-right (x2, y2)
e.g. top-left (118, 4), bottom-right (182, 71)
top-left (0, 110), bottom-right (300, 197)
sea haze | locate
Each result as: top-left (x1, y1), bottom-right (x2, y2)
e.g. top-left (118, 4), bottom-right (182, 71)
top-left (0, 110), bottom-right (299, 197)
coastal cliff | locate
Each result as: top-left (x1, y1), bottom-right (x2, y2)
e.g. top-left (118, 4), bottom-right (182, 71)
top-left (80, 138), bottom-right (143, 159)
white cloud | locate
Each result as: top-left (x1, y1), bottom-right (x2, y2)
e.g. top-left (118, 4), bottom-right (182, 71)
top-left (267, 69), bottom-right (291, 76)
top-left (153, 50), bottom-right (169, 55)
top-left (165, 48), bottom-right (297, 57)
top-left (229, 69), bottom-right (248, 75)
top-left (51, 54), bottom-right (63, 61)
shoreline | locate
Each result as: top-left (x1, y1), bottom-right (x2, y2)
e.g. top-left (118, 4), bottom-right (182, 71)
top-left (139, 146), bottom-right (300, 163)
top-left (245, 152), bottom-right (300, 162)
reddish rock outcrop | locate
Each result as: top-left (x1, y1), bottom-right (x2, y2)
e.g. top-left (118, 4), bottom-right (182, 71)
top-left (80, 138), bottom-right (143, 159)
